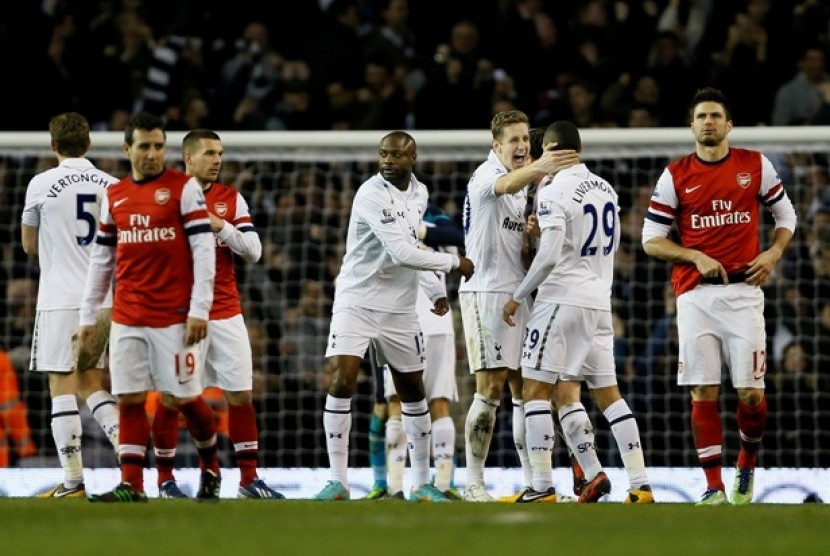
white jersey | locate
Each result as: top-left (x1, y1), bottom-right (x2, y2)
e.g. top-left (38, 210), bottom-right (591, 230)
top-left (332, 173), bottom-right (456, 314)
top-left (533, 164), bottom-right (619, 310)
top-left (459, 149), bottom-right (528, 293)
top-left (21, 158), bottom-right (116, 310)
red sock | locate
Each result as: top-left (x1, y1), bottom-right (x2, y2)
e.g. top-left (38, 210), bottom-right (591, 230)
top-left (179, 397), bottom-right (219, 474)
top-left (152, 403), bottom-right (180, 485)
top-left (736, 397), bottom-right (767, 470)
top-left (691, 400), bottom-right (724, 491)
top-left (119, 402), bottom-right (150, 492)
top-left (229, 402), bottom-right (259, 486)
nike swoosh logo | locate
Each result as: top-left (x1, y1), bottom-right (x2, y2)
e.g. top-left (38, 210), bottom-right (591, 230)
top-left (685, 185), bottom-right (702, 194)
top-left (54, 487), bottom-right (83, 498)
top-left (518, 490), bottom-right (554, 502)
top-left (113, 198), bottom-right (128, 208)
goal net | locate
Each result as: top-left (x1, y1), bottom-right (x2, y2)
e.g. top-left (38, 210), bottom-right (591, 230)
top-left (1, 127), bottom-right (827, 471)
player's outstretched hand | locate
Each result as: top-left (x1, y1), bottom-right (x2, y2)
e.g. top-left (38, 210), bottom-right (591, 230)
top-left (455, 256), bottom-right (475, 281)
top-left (537, 147), bottom-right (579, 174)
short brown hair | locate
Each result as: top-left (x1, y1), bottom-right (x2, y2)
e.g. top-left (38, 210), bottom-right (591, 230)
top-left (49, 112), bottom-right (90, 158)
top-left (689, 87), bottom-right (732, 122)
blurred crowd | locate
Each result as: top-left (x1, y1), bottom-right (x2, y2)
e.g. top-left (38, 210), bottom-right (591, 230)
top-left (3, 0), bottom-right (830, 132)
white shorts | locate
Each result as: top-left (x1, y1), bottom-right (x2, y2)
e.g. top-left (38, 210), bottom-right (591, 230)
top-left (384, 333), bottom-right (458, 402)
top-left (676, 283), bottom-right (766, 388)
top-left (326, 306), bottom-right (425, 373)
top-left (30, 309), bottom-right (106, 373)
top-left (109, 322), bottom-right (204, 397)
top-left (521, 302), bottom-right (617, 389)
top-left (459, 291), bottom-right (528, 373)
top-left (201, 314), bottom-right (252, 391)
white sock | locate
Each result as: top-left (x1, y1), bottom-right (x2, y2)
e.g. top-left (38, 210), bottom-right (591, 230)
top-left (86, 390), bottom-right (120, 449)
top-left (559, 402), bottom-right (603, 481)
top-left (51, 394), bottom-right (83, 487)
top-left (431, 416), bottom-right (455, 491)
top-left (512, 398), bottom-right (532, 487)
top-left (604, 398), bottom-right (649, 489)
top-left (322, 395), bottom-right (351, 487)
top-left (524, 399), bottom-right (554, 492)
top-left (385, 417), bottom-right (406, 494)
top-left (402, 399), bottom-right (431, 488)
top-left (464, 393), bottom-right (498, 484)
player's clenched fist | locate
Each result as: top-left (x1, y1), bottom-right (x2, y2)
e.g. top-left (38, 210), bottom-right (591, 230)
top-left (454, 255), bottom-right (475, 281)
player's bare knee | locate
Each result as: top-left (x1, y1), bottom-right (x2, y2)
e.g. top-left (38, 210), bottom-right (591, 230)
top-left (690, 384), bottom-right (719, 401)
top-left (737, 388), bottom-right (764, 406)
top-left (225, 390), bottom-right (252, 405)
top-left (523, 379), bottom-right (552, 401)
top-left (477, 368), bottom-right (507, 399)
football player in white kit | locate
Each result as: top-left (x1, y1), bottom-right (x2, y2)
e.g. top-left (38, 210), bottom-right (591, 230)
top-left (502, 120), bottom-right (653, 504)
top-left (21, 112), bottom-right (121, 498)
top-left (458, 110), bottom-right (579, 501)
top-left (313, 131), bottom-right (474, 502)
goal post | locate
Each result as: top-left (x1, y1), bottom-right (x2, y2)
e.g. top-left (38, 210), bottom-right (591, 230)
top-left (0, 127), bottom-right (827, 475)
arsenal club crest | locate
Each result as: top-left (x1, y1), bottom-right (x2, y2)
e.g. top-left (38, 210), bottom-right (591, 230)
top-left (214, 202), bottom-right (228, 217)
top-left (155, 188), bottom-right (171, 204)
top-left (736, 173), bottom-right (751, 188)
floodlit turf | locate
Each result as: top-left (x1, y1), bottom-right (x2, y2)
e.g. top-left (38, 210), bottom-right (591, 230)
top-left (2, 499), bottom-right (828, 556)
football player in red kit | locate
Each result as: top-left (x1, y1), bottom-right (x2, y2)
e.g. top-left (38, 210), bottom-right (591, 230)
top-left (642, 87), bottom-right (797, 505)
top-left (79, 112), bottom-right (221, 502)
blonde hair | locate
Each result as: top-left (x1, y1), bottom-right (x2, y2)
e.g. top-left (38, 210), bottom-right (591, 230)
top-left (490, 110), bottom-right (529, 140)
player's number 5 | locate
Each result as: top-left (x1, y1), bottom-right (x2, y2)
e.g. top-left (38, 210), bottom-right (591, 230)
top-left (76, 193), bottom-right (97, 246)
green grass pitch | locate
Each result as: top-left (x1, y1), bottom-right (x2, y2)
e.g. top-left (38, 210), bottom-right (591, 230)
top-left (2, 499), bottom-right (828, 556)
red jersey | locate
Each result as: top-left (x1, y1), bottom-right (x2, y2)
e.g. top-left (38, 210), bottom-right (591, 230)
top-left (204, 182), bottom-right (257, 319)
top-left (96, 168), bottom-right (215, 326)
top-left (646, 148), bottom-right (785, 296)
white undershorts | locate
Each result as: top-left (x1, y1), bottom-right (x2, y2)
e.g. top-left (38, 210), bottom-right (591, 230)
top-left (384, 332), bottom-right (458, 402)
top-left (201, 314), bottom-right (252, 391)
top-left (30, 309), bottom-right (106, 373)
top-left (326, 306), bottom-right (425, 373)
top-left (459, 291), bottom-right (528, 373)
top-left (108, 321), bottom-right (203, 397)
top-left (676, 283), bottom-right (766, 388)
top-left (521, 302), bottom-right (617, 389)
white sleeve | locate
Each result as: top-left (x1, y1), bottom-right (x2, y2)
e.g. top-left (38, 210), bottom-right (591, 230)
top-left (642, 168), bottom-right (676, 245)
top-left (21, 178), bottom-right (41, 227)
top-left (357, 190), bottom-right (458, 273)
top-left (80, 196), bottom-right (115, 325)
top-left (419, 270), bottom-right (447, 303)
top-left (513, 225), bottom-right (564, 302)
top-left (182, 180), bottom-right (216, 320)
top-left (759, 155), bottom-right (797, 233)
top-left (215, 193), bottom-right (262, 263)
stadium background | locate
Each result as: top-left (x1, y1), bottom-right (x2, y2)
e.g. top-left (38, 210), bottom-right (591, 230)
top-left (0, 1), bottom-right (829, 499)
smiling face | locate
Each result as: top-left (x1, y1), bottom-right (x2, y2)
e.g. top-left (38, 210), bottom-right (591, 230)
top-left (493, 122), bottom-right (531, 171)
